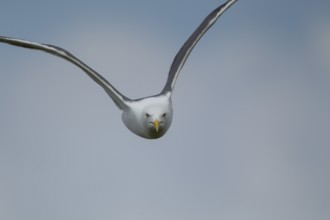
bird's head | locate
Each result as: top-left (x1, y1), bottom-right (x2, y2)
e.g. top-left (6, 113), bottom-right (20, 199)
top-left (142, 104), bottom-right (172, 139)
top-left (121, 95), bottom-right (173, 139)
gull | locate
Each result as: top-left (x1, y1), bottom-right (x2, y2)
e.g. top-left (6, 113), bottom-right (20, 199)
top-left (0, 0), bottom-right (237, 139)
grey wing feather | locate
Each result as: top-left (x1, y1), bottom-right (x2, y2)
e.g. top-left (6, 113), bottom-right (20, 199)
top-left (161, 0), bottom-right (237, 95)
top-left (0, 36), bottom-right (129, 109)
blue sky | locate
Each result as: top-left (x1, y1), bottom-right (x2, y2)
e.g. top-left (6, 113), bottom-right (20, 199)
top-left (0, 0), bottom-right (330, 219)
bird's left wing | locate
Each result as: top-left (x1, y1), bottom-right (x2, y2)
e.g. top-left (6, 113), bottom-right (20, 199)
top-left (0, 36), bottom-right (130, 110)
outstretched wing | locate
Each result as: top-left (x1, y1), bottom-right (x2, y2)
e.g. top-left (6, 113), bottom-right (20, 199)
top-left (161, 0), bottom-right (237, 95)
top-left (0, 36), bottom-right (129, 109)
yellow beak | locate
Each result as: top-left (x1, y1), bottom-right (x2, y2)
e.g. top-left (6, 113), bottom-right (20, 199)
top-left (153, 119), bottom-right (160, 132)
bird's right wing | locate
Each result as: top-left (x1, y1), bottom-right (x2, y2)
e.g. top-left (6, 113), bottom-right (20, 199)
top-left (161, 0), bottom-right (237, 95)
top-left (0, 36), bottom-right (129, 110)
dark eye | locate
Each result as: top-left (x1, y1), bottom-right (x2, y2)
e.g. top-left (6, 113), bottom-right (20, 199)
top-left (162, 113), bottom-right (166, 117)
top-left (145, 113), bottom-right (150, 118)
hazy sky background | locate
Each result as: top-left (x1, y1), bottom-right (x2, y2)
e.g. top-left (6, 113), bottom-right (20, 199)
top-left (0, 0), bottom-right (329, 219)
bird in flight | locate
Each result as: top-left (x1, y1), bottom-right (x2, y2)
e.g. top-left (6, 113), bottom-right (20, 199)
top-left (0, 0), bottom-right (237, 139)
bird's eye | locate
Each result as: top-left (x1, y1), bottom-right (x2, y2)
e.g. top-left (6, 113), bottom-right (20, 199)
top-left (145, 113), bottom-right (150, 118)
top-left (162, 113), bottom-right (166, 117)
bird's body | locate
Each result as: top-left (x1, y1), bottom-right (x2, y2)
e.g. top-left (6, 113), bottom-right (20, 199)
top-left (0, 0), bottom-right (237, 139)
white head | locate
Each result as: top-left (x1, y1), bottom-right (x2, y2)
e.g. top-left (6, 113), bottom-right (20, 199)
top-left (122, 95), bottom-right (173, 139)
